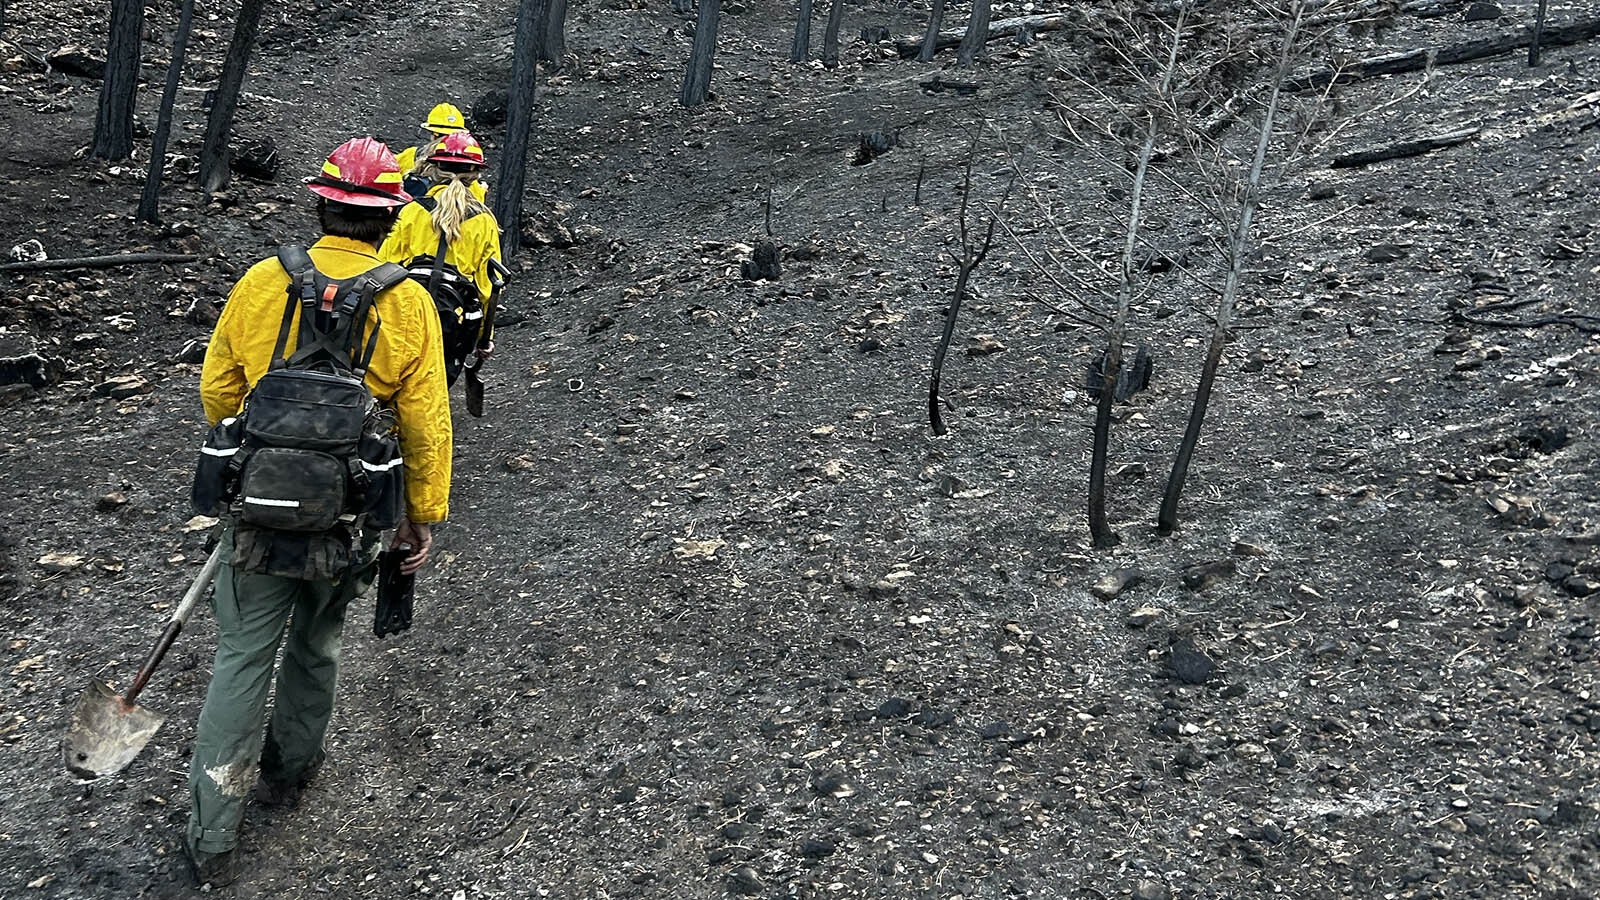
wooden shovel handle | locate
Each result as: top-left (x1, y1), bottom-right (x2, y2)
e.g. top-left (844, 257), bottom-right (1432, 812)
top-left (122, 542), bottom-right (226, 705)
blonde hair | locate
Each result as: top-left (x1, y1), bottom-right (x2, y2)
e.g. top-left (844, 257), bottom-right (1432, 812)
top-left (428, 172), bottom-right (487, 246)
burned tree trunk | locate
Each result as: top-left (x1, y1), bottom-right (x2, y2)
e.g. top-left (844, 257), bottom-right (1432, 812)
top-left (956, 0), bottom-right (993, 67)
top-left (679, 0), bottom-right (721, 107)
top-left (822, 0), bottom-right (846, 69)
top-left (1530, 0), bottom-right (1550, 66)
top-left (539, 0), bottom-right (566, 63)
top-left (92, 0), bottom-right (143, 160)
top-left (198, 0), bottom-right (266, 194)
top-left (495, 0), bottom-right (544, 257)
top-left (918, 0), bottom-right (947, 62)
top-left (791, 0), bottom-right (815, 62)
top-left (138, 0), bottom-right (198, 223)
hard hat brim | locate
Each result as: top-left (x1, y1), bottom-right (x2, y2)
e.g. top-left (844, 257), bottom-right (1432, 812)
top-left (306, 178), bottom-right (412, 208)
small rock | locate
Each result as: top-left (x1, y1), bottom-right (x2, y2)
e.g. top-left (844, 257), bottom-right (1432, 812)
top-left (93, 374), bottom-right (152, 400)
top-left (722, 822), bottom-right (756, 840)
top-left (47, 45), bottom-right (105, 78)
top-left (727, 865), bottom-right (764, 895)
top-left (874, 697), bottom-right (913, 719)
top-left (857, 337), bottom-right (883, 354)
top-left (1167, 638), bottom-right (1216, 685)
top-left (977, 721), bottom-right (1011, 740)
top-left (1306, 184), bottom-right (1337, 201)
top-left (867, 580), bottom-right (902, 602)
top-left (1132, 880), bottom-right (1171, 900)
top-left (1232, 540), bottom-right (1269, 557)
top-left (798, 837), bottom-right (835, 859)
top-left (37, 552), bottom-right (86, 571)
top-left (965, 334), bottom-right (1006, 357)
top-left (1182, 558), bottom-right (1237, 591)
top-left (740, 240), bottom-right (781, 281)
top-left (1091, 568), bottom-right (1144, 600)
top-left (1463, 2), bottom-right (1502, 22)
top-left (1126, 606), bottom-right (1163, 629)
top-left (96, 491), bottom-right (128, 512)
top-left (811, 771), bottom-right (855, 798)
top-left (1365, 243), bottom-right (1409, 264)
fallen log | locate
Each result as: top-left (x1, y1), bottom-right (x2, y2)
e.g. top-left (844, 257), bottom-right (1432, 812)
top-left (896, 13), bottom-right (1067, 59)
top-left (1289, 13), bottom-right (1600, 91)
top-left (1329, 125), bottom-right (1480, 168)
top-left (0, 252), bottom-right (198, 273)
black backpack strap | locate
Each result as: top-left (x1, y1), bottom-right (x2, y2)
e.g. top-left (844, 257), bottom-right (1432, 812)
top-left (416, 196), bottom-right (437, 213)
top-left (347, 263), bottom-right (409, 375)
top-left (426, 232), bottom-right (450, 305)
top-left (274, 245), bottom-right (317, 366)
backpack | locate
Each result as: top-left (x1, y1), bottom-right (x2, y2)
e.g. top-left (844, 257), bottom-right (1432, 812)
top-left (403, 196), bottom-right (486, 384)
top-left (192, 246), bottom-right (410, 575)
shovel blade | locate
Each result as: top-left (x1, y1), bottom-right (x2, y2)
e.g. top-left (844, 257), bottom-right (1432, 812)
top-left (62, 681), bottom-right (166, 778)
top-left (464, 368), bottom-right (485, 418)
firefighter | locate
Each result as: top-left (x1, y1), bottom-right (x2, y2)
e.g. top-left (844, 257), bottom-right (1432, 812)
top-left (186, 137), bottom-right (452, 887)
top-left (381, 129), bottom-right (503, 385)
top-left (395, 101), bottom-right (487, 203)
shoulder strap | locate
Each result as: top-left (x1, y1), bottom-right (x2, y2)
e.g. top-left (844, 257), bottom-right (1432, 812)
top-left (415, 196), bottom-right (437, 213)
top-left (273, 245), bottom-right (317, 366)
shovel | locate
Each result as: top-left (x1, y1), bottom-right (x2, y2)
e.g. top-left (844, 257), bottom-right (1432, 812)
top-left (62, 541), bottom-right (226, 778)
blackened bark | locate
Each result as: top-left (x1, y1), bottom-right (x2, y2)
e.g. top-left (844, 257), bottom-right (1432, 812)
top-left (543, 0), bottom-right (568, 63)
top-left (198, 0), bottom-right (266, 194)
top-left (956, 0), bottom-right (993, 66)
top-left (495, 0), bottom-right (543, 257)
top-left (138, 0), bottom-right (198, 223)
top-left (791, 0), bottom-right (814, 62)
top-left (822, 0), bottom-right (846, 69)
top-left (679, 0), bottom-right (721, 107)
top-left (1529, 0), bottom-right (1550, 66)
top-left (92, 0), bottom-right (143, 160)
top-left (918, 0), bottom-right (947, 62)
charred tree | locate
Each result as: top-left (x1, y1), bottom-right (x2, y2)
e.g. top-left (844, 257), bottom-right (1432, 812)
top-left (1159, 4), bottom-right (1305, 536)
top-left (198, 0), bottom-right (266, 194)
top-left (822, 0), bottom-right (846, 69)
top-left (1529, 0), bottom-right (1550, 66)
top-left (918, 0), bottom-right (947, 62)
top-left (92, 0), bottom-right (143, 160)
top-left (929, 131), bottom-right (1007, 437)
top-left (495, 0), bottom-right (544, 257)
top-left (138, 0), bottom-right (198, 223)
top-left (679, 0), bottom-right (721, 107)
top-left (540, 0), bottom-right (567, 63)
top-left (956, 0), bottom-right (993, 67)
top-left (791, 0), bottom-right (815, 62)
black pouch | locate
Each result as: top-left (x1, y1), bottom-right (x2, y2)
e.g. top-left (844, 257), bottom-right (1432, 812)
top-left (374, 547), bottom-right (415, 637)
top-left (233, 525), bottom-right (354, 580)
top-left (243, 368), bottom-right (370, 453)
top-left (236, 448), bottom-right (347, 531)
top-left (356, 431), bottom-right (405, 531)
top-left (192, 415), bottom-right (247, 516)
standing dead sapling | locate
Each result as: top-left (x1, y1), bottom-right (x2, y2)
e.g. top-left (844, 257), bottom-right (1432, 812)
top-left (495, 0), bottom-right (545, 257)
top-left (138, 0), bottom-right (198, 223)
top-left (1158, 0), bottom-right (1310, 536)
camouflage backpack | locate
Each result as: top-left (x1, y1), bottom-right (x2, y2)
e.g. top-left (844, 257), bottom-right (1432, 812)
top-left (192, 246), bottom-right (409, 578)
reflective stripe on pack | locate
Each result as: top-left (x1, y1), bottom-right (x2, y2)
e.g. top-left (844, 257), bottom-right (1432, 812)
top-left (464, 311), bottom-right (483, 320)
top-left (200, 446), bottom-right (240, 457)
top-left (244, 497), bottom-right (301, 508)
top-left (361, 457), bottom-right (403, 473)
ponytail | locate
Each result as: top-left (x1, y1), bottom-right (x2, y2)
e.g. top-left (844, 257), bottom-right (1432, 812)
top-left (429, 173), bottom-right (487, 246)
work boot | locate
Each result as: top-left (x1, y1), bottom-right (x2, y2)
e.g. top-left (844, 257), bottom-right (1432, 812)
top-left (253, 751), bottom-right (326, 809)
top-left (187, 846), bottom-right (239, 888)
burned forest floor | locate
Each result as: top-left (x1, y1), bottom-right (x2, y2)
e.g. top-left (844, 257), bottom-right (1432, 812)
top-left (3, 0), bottom-right (1600, 898)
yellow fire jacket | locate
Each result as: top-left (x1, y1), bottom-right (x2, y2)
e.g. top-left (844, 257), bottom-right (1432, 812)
top-left (380, 186), bottom-right (504, 343)
top-left (396, 144), bottom-right (489, 204)
top-left (199, 236), bottom-right (453, 524)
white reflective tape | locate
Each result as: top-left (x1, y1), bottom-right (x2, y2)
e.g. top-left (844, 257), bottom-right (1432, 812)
top-left (244, 497), bottom-right (301, 508)
top-left (220, 417), bottom-right (237, 426)
top-left (464, 311), bottom-right (483, 320)
top-left (200, 446), bottom-right (239, 457)
top-left (361, 457), bottom-right (403, 473)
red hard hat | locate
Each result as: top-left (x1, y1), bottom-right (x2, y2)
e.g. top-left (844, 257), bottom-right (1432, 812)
top-left (306, 137), bottom-right (411, 208)
top-left (426, 130), bottom-right (487, 168)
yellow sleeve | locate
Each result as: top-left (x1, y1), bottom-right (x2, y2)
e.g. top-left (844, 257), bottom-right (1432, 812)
top-left (396, 145), bottom-right (419, 177)
top-left (391, 284), bottom-right (453, 523)
top-left (198, 278), bottom-right (258, 425)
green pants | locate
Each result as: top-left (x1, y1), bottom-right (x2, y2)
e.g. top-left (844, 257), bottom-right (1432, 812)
top-left (186, 538), bottom-right (377, 855)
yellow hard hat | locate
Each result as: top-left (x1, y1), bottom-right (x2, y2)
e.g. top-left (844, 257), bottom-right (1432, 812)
top-left (423, 102), bottom-right (466, 135)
